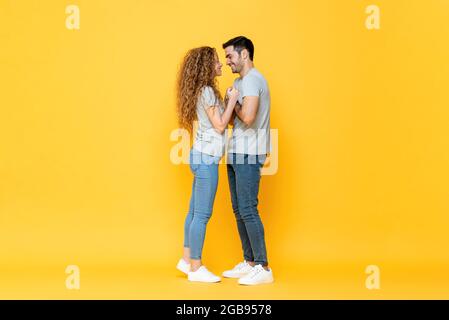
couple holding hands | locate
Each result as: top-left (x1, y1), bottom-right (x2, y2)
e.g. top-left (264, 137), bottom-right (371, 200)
top-left (176, 36), bottom-right (273, 285)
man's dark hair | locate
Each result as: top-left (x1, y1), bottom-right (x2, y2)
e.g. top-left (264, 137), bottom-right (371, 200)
top-left (222, 36), bottom-right (254, 61)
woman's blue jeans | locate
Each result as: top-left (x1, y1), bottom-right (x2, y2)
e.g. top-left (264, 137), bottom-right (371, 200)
top-left (183, 148), bottom-right (221, 260)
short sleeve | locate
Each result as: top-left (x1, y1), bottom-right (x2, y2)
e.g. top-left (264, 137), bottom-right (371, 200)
top-left (241, 74), bottom-right (261, 98)
top-left (200, 86), bottom-right (218, 109)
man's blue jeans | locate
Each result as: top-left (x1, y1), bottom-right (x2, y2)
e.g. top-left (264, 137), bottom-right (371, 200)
top-left (227, 153), bottom-right (269, 267)
top-left (183, 148), bottom-right (220, 260)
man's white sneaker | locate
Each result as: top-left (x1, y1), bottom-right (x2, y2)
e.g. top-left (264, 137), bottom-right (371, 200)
top-left (222, 261), bottom-right (254, 278)
top-left (238, 264), bottom-right (274, 285)
top-left (188, 266), bottom-right (221, 283)
top-left (176, 258), bottom-right (190, 275)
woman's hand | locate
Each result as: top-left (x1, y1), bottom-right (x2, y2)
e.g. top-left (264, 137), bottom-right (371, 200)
top-left (226, 87), bottom-right (233, 99)
top-left (227, 87), bottom-right (239, 104)
top-left (204, 87), bottom-right (239, 134)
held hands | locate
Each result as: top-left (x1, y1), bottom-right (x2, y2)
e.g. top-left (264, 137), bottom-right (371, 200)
top-left (226, 87), bottom-right (232, 99)
top-left (226, 87), bottom-right (240, 105)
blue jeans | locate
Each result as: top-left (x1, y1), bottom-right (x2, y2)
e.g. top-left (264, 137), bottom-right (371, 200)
top-left (227, 153), bottom-right (269, 267)
top-left (183, 148), bottom-right (221, 260)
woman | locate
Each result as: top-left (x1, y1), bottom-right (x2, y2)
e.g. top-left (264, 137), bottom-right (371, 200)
top-left (175, 46), bottom-right (239, 283)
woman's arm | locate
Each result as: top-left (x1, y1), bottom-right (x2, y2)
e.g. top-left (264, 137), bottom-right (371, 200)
top-left (229, 109), bottom-right (236, 126)
top-left (229, 102), bottom-right (242, 126)
top-left (204, 88), bottom-right (239, 134)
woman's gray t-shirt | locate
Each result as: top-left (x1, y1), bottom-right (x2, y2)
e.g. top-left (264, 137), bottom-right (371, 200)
top-left (192, 86), bottom-right (226, 157)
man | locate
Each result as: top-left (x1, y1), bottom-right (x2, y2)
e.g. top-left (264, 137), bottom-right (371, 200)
top-left (222, 36), bottom-right (274, 285)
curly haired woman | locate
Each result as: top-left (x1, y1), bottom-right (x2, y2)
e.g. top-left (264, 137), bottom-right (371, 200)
top-left (175, 46), bottom-right (239, 283)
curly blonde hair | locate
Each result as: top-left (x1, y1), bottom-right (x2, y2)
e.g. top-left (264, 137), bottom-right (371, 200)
top-left (176, 46), bottom-right (222, 133)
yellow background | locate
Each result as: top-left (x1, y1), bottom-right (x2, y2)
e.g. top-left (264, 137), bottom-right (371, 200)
top-left (1, 0), bottom-right (449, 299)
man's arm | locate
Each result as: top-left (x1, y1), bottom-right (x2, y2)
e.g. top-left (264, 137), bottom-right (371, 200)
top-left (234, 96), bottom-right (259, 127)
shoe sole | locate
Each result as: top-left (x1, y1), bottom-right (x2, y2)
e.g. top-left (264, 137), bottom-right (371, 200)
top-left (222, 273), bottom-right (250, 279)
top-left (223, 274), bottom-right (246, 279)
top-left (188, 277), bottom-right (221, 283)
top-left (238, 279), bottom-right (274, 285)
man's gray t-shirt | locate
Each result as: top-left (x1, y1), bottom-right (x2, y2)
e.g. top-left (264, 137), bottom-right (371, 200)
top-left (192, 86), bottom-right (226, 157)
top-left (228, 67), bottom-right (271, 155)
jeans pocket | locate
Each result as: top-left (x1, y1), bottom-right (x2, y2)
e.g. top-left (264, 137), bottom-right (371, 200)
top-left (190, 162), bottom-right (199, 174)
top-left (189, 149), bottom-right (199, 173)
top-left (258, 154), bottom-right (267, 167)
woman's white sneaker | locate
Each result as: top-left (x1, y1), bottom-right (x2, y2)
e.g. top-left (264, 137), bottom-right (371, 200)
top-left (188, 266), bottom-right (221, 283)
top-left (176, 258), bottom-right (190, 275)
top-left (222, 261), bottom-right (254, 278)
top-left (238, 265), bottom-right (274, 285)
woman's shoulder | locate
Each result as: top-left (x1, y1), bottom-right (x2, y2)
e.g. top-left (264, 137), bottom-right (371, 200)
top-left (200, 85), bottom-right (215, 96)
top-left (199, 86), bottom-right (221, 105)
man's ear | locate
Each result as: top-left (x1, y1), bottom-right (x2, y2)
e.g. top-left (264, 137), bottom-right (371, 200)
top-left (241, 48), bottom-right (249, 60)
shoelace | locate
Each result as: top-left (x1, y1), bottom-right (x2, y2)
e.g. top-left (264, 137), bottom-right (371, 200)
top-left (235, 262), bottom-right (247, 270)
top-left (198, 268), bottom-right (211, 276)
top-left (248, 265), bottom-right (264, 278)
top-left (202, 267), bottom-right (212, 275)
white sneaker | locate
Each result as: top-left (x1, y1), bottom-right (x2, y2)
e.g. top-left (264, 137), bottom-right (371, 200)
top-left (222, 261), bottom-right (254, 278)
top-left (238, 264), bottom-right (274, 285)
top-left (176, 258), bottom-right (190, 275)
top-left (188, 266), bottom-right (221, 283)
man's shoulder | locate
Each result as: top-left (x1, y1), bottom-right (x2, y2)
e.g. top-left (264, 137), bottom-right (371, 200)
top-left (245, 68), bottom-right (268, 84)
top-left (241, 69), bottom-right (259, 84)
top-left (251, 68), bottom-right (266, 78)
